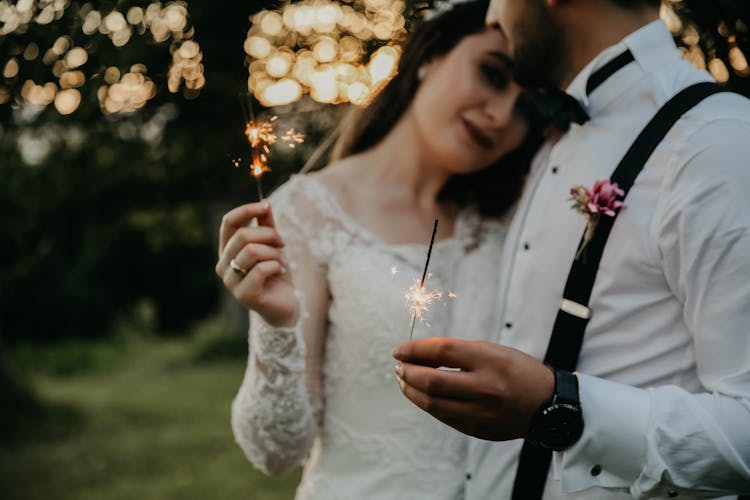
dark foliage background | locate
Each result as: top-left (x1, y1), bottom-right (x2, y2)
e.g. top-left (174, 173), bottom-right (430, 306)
top-left (0, 1), bottom-right (313, 343)
top-left (2, 1), bottom-right (750, 345)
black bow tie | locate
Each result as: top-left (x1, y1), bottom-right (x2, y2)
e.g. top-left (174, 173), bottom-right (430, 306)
top-left (526, 89), bottom-right (590, 134)
top-left (524, 49), bottom-right (636, 134)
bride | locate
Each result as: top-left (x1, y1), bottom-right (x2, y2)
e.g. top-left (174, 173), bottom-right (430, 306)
top-left (216, 1), bottom-right (540, 498)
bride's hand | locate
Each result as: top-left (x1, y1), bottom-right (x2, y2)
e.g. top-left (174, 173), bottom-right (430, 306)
top-left (216, 201), bottom-right (298, 327)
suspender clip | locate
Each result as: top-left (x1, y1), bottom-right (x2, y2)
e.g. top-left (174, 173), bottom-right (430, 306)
top-left (560, 299), bottom-right (592, 319)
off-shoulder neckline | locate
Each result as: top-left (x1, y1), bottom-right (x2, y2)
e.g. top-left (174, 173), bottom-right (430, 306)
top-left (285, 174), bottom-right (480, 250)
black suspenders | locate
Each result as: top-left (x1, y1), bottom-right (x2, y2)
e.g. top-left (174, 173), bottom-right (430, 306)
top-left (511, 81), bottom-right (731, 500)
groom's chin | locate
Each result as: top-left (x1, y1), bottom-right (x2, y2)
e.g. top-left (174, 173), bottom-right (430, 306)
top-left (512, 54), bottom-right (566, 91)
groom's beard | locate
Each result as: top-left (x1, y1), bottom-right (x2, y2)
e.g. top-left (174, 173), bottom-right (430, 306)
top-left (511, 2), bottom-right (568, 91)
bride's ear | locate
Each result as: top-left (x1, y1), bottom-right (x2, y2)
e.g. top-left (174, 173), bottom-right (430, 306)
top-left (417, 65), bottom-right (428, 81)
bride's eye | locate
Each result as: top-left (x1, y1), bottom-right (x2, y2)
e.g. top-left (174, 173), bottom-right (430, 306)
top-left (479, 62), bottom-right (510, 90)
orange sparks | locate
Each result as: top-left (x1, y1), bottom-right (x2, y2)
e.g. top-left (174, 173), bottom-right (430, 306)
top-left (235, 114), bottom-right (304, 200)
top-left (281, 128), bottom-right (305, 148)
top-left (405, 278), bottom-right (442, 323)
top-left (244, 120), bottom-right (277, 149)
top-left (251, 154), bottom-right (270, 179)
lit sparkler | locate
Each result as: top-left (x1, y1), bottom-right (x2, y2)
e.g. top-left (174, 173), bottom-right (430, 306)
top-left (233, 102), bottom-right (305, 199)
top-left (406, 278), bottom-right (442, 337)
top-left (406, 219), bottom-right (440, 340)
top-left (250, 153), bottom-right (271, 199)
top-left (245, 120), bottom-right (277, 149)
top-left (243, 118), bottom-right (277, 199)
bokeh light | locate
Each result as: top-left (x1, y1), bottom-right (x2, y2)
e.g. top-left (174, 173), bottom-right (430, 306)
top-left (244, 0), bottom-right (406, 107)
top-left (709, 57), bottom-right (730, 83)
top-left (99, 68), bottom-right (157, 114)
top-left (64, 47), bottom-right (88, 68)
top-left (21, 79), bottom-right (57, 106)
top-left (261, 78), bottom-right (303, 106)
top-left (0, 0), bottom-right (204, 115)
top-left (368, 45), bottom-right (399, 84)
top-left (729, 45), bottom-right (750, 75)
top-left (3, 0), bottom-right (748, 115)
top-left (60, 70), bottom-right (85, 89)
top-left (663, 0), bottom-right (750, 85)
top-left (3, 58), bottom-right (19, 78)
top-left (54, 88), bottom-right (82, 114)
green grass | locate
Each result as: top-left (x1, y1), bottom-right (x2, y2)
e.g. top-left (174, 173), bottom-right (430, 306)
top-left (0, 320), bottom-right (301, 500)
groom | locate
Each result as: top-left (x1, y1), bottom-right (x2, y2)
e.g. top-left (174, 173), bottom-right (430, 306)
top-left (394, 0), bottom-right (750, 498)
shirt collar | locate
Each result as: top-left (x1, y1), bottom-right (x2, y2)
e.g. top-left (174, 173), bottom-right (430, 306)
top-left (566, 20), bottom-right (681, 117)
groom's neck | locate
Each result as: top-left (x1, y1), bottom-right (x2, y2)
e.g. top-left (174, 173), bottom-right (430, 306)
top-left (558, 2), bottom-right (660, 89)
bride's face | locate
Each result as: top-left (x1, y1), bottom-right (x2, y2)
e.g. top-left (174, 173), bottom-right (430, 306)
top-left (410, 30), bottom-right (528, 174)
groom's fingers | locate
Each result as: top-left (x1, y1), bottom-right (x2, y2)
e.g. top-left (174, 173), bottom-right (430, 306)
top-left (397, 363), bottom-right (482, 400)
top-left (392, 337), bottom-right (478, 370)
top-left (397, 377), bottom-right (481, 422)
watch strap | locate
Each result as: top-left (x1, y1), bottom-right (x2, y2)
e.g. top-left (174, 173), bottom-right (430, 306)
top-left (553, 369), bottom-right (579, 406)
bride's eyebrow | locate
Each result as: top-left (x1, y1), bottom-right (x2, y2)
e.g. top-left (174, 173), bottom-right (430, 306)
top-left (485, 51), bottom-right (513, 69)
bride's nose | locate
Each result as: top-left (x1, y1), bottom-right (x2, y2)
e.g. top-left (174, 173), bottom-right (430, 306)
top-left (484, 86), bottom-right (522, 129)
top-left (485, 0), bottom-right (502, 30)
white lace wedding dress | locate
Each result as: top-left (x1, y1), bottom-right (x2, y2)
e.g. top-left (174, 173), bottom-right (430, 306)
top-left (231, 175), bottom-right (509, 499)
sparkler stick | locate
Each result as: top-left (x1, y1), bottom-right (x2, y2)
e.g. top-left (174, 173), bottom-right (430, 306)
top-left (408, 218), bottom-right (440, 340)
top-left (420, 219), bottom-right (438, 286)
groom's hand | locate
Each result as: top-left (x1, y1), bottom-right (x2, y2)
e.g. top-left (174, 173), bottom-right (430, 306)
top-left (392, 338), bottom-right (554, 441)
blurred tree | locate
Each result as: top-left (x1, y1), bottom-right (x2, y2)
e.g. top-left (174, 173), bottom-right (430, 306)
top-left (0, 0), bottom-right (272, 342)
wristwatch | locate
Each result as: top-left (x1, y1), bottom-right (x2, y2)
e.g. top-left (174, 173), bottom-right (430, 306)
top-left (527, 368), bottom-right (584, 451)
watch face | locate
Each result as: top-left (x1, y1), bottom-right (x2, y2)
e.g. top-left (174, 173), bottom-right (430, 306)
top-left (534, 403), bottom-right (584, 451)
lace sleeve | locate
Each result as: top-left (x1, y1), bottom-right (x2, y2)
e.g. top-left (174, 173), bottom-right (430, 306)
top-left (231, 176), bottom-right (336, 476)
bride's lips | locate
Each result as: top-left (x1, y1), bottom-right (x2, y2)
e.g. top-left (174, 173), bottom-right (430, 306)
top-left (461, 117), bottom-right (495, 150)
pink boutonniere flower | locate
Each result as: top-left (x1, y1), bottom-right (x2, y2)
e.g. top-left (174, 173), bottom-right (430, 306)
top-left (569, 179), bottom-right (626, 260)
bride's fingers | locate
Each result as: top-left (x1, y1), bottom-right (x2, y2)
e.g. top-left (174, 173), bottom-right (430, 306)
top-left (217, 226), bottom-right (285, 275)
top-left (234, 243), bottom-right (285, 274)
top-left (257, 202), bottom-right (276, 229)
top-left (238, 260), bottom-right (286, 301)
top-left (218, 202), bottom-right (270, 256)
top-left (217, 242), bottom-right (285, 284)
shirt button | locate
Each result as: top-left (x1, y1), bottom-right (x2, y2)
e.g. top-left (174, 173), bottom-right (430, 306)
top-left (551, 166), bottom-right (559, 174)
top-left (590, 465), bottom-right (602, 476)
top-left (523, 242), bottom-right (530, 251)
top-left (505, 322), bottom-right (513, 329)
top-left (668, 490), bottom-right (678, 498)
top-left (466, 473), bottom-right (472, 480)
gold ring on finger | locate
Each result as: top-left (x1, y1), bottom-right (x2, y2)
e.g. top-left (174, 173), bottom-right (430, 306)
top-left (230, 258), bottom-right (248, 277)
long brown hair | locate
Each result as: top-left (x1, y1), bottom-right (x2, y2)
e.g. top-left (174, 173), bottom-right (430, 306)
top-left (330, 0), bottom-right (542, 217)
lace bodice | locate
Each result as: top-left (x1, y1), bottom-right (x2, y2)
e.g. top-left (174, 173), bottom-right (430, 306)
top-left (231, 175), bottom-right (509, 499)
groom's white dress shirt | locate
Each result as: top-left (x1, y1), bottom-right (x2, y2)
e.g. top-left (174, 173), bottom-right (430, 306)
top-left (466, 20), bottom-right (750, 500)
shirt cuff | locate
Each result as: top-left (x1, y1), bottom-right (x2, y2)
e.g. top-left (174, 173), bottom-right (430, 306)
top-left (557, 373), bottom-right (652, 493)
